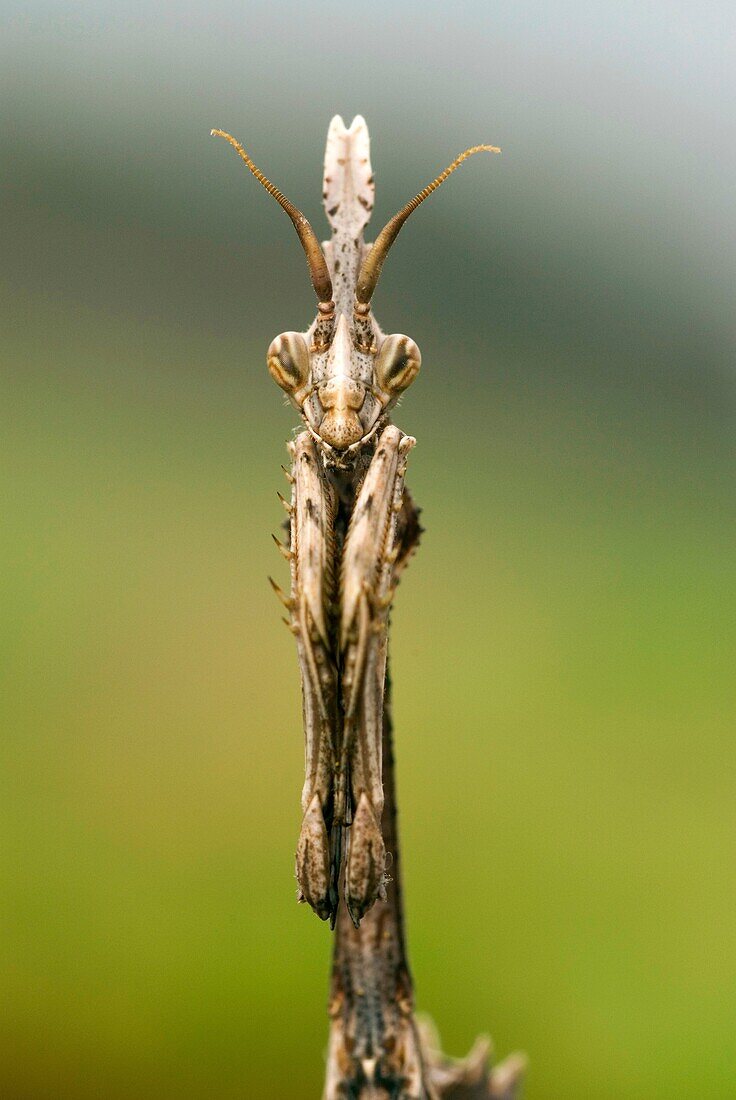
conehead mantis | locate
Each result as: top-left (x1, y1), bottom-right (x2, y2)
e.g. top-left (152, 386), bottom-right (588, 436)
top-left (211, 117), bottom-right (499, 929)
top-left (211, 117), bottom-right (526, 1099)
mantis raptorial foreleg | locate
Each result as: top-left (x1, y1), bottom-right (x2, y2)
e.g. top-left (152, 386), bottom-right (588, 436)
top-left (339, 425), bottom-right (416, 926)
top-left (288, 432), bottom-right (340, 922)
top-left (287, 426), bottom-right (415, 926)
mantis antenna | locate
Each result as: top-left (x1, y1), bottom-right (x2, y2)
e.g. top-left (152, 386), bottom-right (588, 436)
top-left (211, 128), bottom-right (334, 309)
top-left (355, 142), bottom-right (501, 308)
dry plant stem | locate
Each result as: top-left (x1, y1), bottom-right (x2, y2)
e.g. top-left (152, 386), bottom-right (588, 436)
top-left (326, 666), bottom-right (429, 1098)
top-left (325, 666), bottom-right (527, 1100)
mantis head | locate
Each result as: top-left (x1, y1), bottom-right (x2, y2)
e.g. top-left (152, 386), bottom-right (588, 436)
top-left (211, 121), bottom-right (499, 460)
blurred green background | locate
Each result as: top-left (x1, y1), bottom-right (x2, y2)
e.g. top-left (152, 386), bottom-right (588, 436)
top-left (2, 2), bottom-right (734, 1097)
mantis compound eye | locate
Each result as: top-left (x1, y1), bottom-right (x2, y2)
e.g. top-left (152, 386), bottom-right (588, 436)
top-left (374, 334), bottom-right (421, 399)
top-left (267, 332), bottom-right (310, 396)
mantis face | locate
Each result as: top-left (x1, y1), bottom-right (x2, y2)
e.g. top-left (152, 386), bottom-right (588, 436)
top-left (267, 316), bottom-right (421, 454)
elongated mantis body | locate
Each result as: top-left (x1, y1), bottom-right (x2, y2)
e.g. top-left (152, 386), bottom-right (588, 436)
top-left (213, 117), bottom-right (524, 1099)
